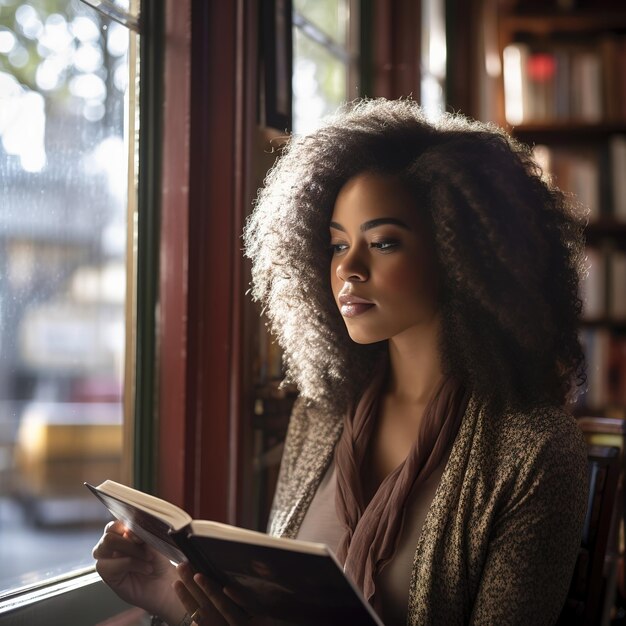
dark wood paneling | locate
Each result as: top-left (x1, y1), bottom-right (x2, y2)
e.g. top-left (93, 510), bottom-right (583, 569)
top-left (371, 0), bottom-right (421, 99)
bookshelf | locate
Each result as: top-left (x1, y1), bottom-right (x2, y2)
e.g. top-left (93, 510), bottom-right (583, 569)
top-left (496, 1), bottom-right (626, 618)
top-left (497, 0), bottom-right (626, 420)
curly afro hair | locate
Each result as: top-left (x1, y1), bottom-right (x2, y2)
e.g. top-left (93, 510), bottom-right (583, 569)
top-left (243, 98), bottom-right (586, 415)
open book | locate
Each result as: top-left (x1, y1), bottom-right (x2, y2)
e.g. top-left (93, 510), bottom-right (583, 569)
top-left (86, 480), bottom-right (384, 626)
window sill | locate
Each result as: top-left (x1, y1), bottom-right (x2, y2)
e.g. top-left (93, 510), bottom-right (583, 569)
top-left (0, 567), bottom-right (132, 624)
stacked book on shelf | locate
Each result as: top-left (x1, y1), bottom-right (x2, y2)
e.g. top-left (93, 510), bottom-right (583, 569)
top-left (503, 36), bottom-right (626, 125)
top-left (579, 247), bottom-right (626, 415)
top-left (532, 136), bottom-right (626, 222)
top-left (581, 247), bottom-right (626, 322)
top-left (578, 328), bottom-right (626, 415)
top-left (532, 145), bottom-right (601, 219)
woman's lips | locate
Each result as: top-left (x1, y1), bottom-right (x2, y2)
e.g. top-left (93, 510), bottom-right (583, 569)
top-left (338, 294), bottom-right (375, 318)
top-left (341, 302), bottom-right (375, 317)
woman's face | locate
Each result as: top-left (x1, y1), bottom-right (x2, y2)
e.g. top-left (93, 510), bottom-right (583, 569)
top-left (329, 172), bottom-right (439, 345)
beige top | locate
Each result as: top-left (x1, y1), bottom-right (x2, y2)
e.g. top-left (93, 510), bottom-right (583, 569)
top-left (296, 455), bottom-right (449, 626)
top-left (269, 396), bottom-right (589, 625)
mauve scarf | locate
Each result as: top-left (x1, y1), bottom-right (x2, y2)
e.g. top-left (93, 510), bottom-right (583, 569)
top-left (334, 362), bottom-right (469, 606)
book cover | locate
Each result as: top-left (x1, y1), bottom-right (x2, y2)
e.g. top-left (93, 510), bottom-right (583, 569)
top-left (610, 135), bottom-right (626, 221)
top-left (526, 50), bottom-right (557, 122)
top-left (581, 248), bottom-right (606, 320)
top-left (180, 532), bottom-right (381, 625)
top-left (608, 337), bottom-right (626, 406)
top-left (581, 328), bottom-right (611, 410)
top-left (609, 252), bottom-right (626, 320)
top-left (571, 49), bottom-right (602, 123)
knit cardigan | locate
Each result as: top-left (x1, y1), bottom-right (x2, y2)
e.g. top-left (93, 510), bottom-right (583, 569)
top-left (268, 395), bottom-right (589, 626)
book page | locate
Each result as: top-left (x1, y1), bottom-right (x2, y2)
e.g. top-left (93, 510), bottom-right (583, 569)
top-left (189, 520), bottom-right (328, 555)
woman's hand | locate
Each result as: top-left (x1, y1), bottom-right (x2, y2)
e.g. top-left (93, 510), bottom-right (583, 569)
top-left (174, 562), bottom-right (273, 626)
top-left (92, 520), bottom-right (186, 624)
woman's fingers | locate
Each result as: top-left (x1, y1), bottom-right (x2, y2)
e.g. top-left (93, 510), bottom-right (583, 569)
top-left (172, 578), bottom-right (200, 617)
top-left (173, 578), bottom-right (229, 625)
top-left (93, 529), bottom-right (153, 561)
top-left (96, 555), bottom-right (154, 580)
top-left (104, 519), bottom-right (144, 545)
top-left (175, 563), bottom-right (227, 625)
top-left (194, 573), bottom-right (253, 625)
top-left (106, 519), bottom-right (136, 537)
top-left (222, 585), bottom-right (264, 617)
top-left (176, 562), bottom-right (208, 609)
top-left (175, 563), bottom-right (253, 625)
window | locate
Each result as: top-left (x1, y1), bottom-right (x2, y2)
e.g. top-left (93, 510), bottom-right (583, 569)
top-left (292, 0), bottom-right (359, 134)
top-left (421, 0), bottom-right (446, 120)
top-left (0, 0), bottom-right (138, 595)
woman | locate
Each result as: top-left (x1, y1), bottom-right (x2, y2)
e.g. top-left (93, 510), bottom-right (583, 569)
top-left (93, 99), bottom-right (589, 625)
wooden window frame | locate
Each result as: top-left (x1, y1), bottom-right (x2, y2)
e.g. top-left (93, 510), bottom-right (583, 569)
top-left (155, 0), bottom-right (254, 524)
top-left (0, 0), bottom-right (253, 622)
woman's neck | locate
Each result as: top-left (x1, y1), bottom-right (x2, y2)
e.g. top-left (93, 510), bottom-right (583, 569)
top-left (386, 316), bottom-right (444, 406)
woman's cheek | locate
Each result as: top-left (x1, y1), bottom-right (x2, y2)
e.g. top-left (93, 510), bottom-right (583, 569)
top-left (381, 259), bottom-right (423, 293)
top-left (381, 257), bottom-right (438, 313)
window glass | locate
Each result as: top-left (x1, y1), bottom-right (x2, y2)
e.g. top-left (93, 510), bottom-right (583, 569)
top-left (293, 21), bottom-right (348, 134)
top-left (421, 0), bottom-right (446, 120)
top-left (0, 0), bottom-right (134, 594)
top-left (293, 0), bottom-right (348, 46)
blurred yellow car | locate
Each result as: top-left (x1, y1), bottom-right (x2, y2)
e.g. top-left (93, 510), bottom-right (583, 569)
top-left (13, 401), bottom-right (123, 525)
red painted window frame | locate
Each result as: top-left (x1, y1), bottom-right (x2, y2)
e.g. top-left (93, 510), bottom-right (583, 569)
top-left (156, 0), bottom-right (254, 524)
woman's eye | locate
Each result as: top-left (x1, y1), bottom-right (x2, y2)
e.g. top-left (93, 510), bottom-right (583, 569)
top-left (370, 240), bottom-right (399, 252)
top-left (330, 243), bottom-right (348, 254)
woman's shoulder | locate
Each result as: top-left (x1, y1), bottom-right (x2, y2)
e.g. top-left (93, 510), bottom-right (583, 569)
top-left (457, 402), bottom-right (589, 529)
top-left (471, 401), bottom-right (588, 479)
top-left (493, 401), bottom-right (577, 433)
top-left (497, 404), bottom-right (586, 452)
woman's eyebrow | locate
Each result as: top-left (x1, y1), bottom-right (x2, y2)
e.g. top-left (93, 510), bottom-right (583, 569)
top-left (361, 217), bottom-right (411, 232)
top-left (329, 218), bottom-right (411, 232)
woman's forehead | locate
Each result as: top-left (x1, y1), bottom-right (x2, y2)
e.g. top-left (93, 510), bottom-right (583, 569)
top-left (331, 172), bottom-right (418, 224)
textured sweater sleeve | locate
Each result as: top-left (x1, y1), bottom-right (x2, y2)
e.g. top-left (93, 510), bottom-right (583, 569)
top-left (266, 397), bottom-right (308, 536)
top-left (469, 416), bottom-right (588, 626)
top-left (266, 397), bottom-right (343, 538)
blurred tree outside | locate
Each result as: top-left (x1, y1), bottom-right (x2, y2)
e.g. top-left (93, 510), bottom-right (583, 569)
top-left (0, 0), bottom-right (129, 520)
top-left (292, 0), bottom-right (351, 134)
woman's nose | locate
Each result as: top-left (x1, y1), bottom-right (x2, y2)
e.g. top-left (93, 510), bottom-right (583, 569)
top-left (336, 248), bottom-right (369, 282)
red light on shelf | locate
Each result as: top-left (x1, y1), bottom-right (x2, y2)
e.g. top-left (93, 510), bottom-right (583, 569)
top-left (527, 53), bottom-right (556, 82)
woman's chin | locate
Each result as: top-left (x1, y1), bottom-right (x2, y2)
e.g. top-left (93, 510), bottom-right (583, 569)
top-left (346, 331), bottom-right (385, 345)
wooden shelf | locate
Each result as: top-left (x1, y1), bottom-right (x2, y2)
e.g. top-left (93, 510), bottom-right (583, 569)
top-left (501, 12), bottom-right (626, 37)
top-left (510, 122), bottom-right (626, 145)
top-left (578, 415), bottom-right (626, 434)
top-left (574, 405), bottom-right (626, 420)
top-left (585, 219), bottom-right (626, 242)
top-left (580, 318), bottom-right (626, 331)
